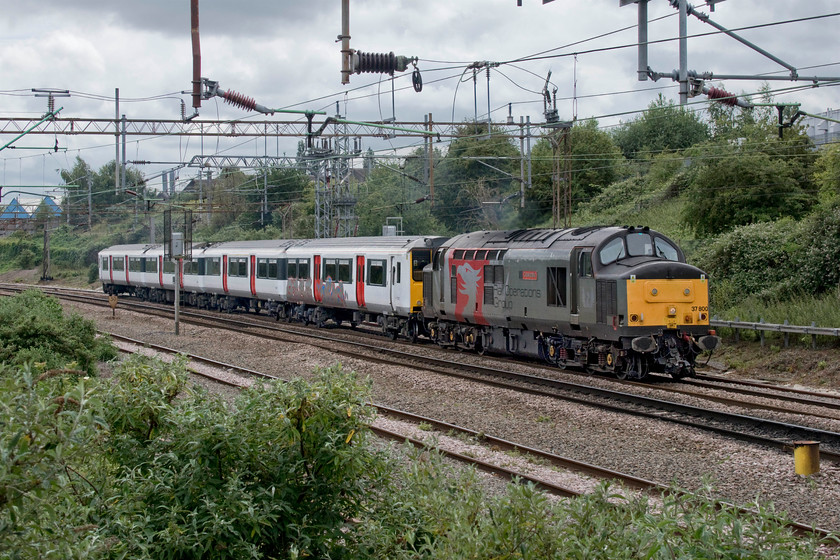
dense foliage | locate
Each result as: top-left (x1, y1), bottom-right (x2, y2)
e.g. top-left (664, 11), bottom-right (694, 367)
top-left (612, 95), bottom-right (710, 159)
top-left (694, 202), bottom-right (840, 309)
top-left (0, 290), bottom-right (832, 558)
top-left (0, 290), bottom-right (115, 374)
top-left (681, 135), bottom-right (817, 236)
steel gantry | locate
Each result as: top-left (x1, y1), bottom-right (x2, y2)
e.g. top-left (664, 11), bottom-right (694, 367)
top-left (0, 116), bottom-right (480, 139)
top-left (1, 115), bottom-right (538, 237)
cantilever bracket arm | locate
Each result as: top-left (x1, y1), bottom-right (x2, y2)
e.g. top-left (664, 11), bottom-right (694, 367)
top-left (1, 107), bottom-right (63, 152)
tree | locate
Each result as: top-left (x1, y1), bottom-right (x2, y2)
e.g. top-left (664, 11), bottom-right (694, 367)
top-left (681, 134), bottom-right (817, 236)
top-left (523, 120), bottom-right (624, 225)
top-left (433, 123), bottom-right (521, 232)
top-left (59, 157), bottom-right (146, 227)
top-left (355, 158), bottom-right (446, 236)
top-left (814, 143), bottom-right (840, 205)
top-left (612, 95), bottom-right (709, 159)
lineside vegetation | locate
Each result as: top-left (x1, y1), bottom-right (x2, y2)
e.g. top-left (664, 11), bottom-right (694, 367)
top-left (0, 291), bottom-right (834, 558)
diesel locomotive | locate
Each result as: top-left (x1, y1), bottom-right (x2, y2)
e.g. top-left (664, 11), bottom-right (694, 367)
top-left (423, 226), bottom-right (718, 379)
top-left (99, 226), bottom-right (718, 380)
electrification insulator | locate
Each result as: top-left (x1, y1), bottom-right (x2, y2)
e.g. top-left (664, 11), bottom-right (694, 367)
top-left (412, 67), bottom-right (423, 92)
top-left (222, 89), bottom-right (258, 112)
top-left (353, 51), bottom-right (412, 76)
top-left (706, 86), bottom-right (739, 107)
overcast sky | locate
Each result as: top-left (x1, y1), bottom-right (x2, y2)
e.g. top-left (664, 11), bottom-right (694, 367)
top-left (2, 0), bottom-right (839, 204)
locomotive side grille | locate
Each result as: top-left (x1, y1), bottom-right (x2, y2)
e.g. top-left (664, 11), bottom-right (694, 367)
top-left (484, 284), bottom-right (495, 305)
top-left (596, 280), bottom-right (617, 324)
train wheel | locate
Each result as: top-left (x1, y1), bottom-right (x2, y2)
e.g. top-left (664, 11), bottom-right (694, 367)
top-left (407, 321), bottom-right (419, 344)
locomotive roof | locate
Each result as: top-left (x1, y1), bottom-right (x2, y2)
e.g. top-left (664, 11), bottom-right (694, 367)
top-left (445, 226), bottom-right (632, 249)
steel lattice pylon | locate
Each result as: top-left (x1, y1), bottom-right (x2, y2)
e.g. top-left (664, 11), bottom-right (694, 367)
top-left (308, 115), bottom-right (359, 238)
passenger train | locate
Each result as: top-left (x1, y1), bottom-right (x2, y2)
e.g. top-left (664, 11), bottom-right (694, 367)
top-left (99, 226), bottom-right (719, 380)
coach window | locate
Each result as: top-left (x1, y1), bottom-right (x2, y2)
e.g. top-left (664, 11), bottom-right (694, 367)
top-left (268, 259), bottom-right (278, 279)
top-left (257, 258), bottom-right (269, 279)
top-left (129, 257), bottom-right (143, 273)
top-left (277, 258), bottom-right (287, 280)
top-left (598, 237), bottom-right (625, 266)
top-left (197, 258), bottom-right (206, 276)
top-left (547, 267), bottom-right (567, 307)
top-left (297, 258), bottom-right (310, 280)
top-left (338, 259), bottom-right (351, 283)
top-left (288, 259), bottom-right (298, 279)
top-left (367, 260), bottom-right (386, 287)
top-left (184, 260), bottom-right (199, 275)
top-left (113, 258), bottom-right (124, 271)
top-left (324, 259), bottom-right (338, 281)
top-left (163, 260), bottom-right (175, 274)
top-left (145, 258), bottom-right (158, 274)
top-left (228, 257), bottom-right (247, 277)
top-left (101, 257), bottom-right (109, 271)
top-left (206, 258), bottom-right (221, 276)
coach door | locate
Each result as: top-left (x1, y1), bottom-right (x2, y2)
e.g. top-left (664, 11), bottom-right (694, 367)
top-left (389, 256), bottom-right (404, 311)
top-left (313, 255), bottom-right (322, 302)
top-left (249, 255), bottom-right (257, 296)
top-left (356, 255), bottom-right (366, 308)
top-left (570, 248), bottom-right (595, 327)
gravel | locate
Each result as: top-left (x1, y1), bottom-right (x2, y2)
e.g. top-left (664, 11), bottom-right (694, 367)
top-left (71, 298), bottom-right (840, 533)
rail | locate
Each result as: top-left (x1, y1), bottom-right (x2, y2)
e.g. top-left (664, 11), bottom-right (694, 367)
top-left (711, 317), bottom-right (840, 348)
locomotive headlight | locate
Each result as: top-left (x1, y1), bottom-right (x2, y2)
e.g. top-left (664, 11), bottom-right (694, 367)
top-left (668, 306), bottom-right (677, 317)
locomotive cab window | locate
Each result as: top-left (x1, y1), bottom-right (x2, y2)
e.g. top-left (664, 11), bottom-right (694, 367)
top-left (598, 238), bottom-right (626, 265)
top-left (654, 237), bottom-right (679, 261)
top-left (412, 249), bottom-right (432, 282)
top-left (626, 233), bottom-right (653, 257)
top-left (578, 251), bottom-right (593, 278)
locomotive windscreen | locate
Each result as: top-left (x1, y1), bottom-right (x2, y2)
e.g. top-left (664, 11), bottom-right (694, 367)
top-left (412, 249), bottom-right (432, 281)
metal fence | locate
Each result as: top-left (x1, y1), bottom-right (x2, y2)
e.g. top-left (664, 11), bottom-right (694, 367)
top-left (711, 318), bottom-right (840, 349)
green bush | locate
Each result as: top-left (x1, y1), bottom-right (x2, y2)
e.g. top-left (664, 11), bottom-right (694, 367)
top-left (87, 262), bottom-right (100, 284)
top-left (1, 355), bottom-right (831, 558)
top-left (0, 367), bottom-right (108, 559)
top-left (103, 361), bottom-right (383, 558)
top-left (0, 290), bottom-right (116, 375)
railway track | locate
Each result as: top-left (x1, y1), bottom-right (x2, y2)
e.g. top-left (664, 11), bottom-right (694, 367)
top-left (108, 332), bottom-right (834, 540)
top-left (5, 283), bottom-right (840, 463)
